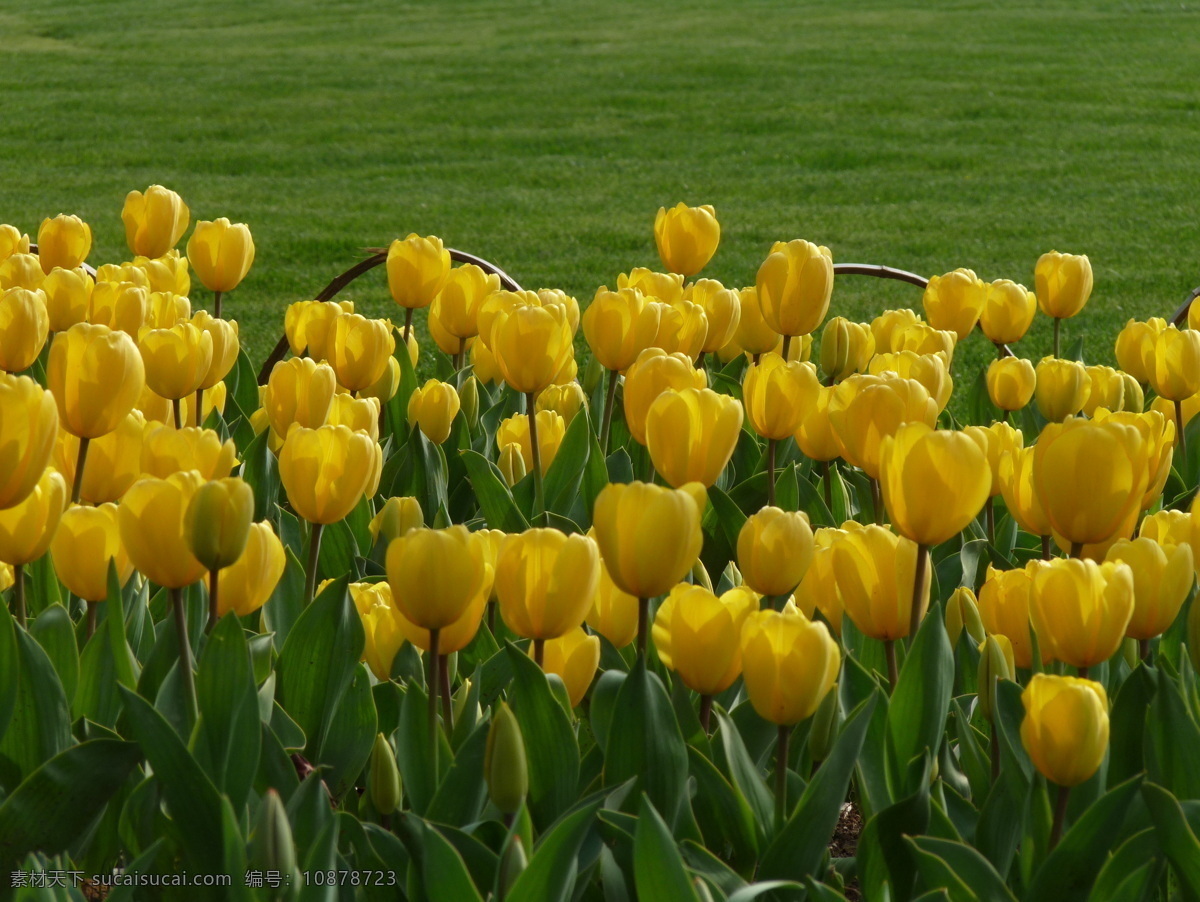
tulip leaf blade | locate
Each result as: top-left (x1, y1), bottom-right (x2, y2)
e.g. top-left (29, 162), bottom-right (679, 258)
top-left (887, 605), bottom-right (954, 799)
top-left (1139, 783), bottom-right (1200, 900)
top-left (858, 753), bottom-right (932, 902)
top-left (506, 796), bottom-right (604, 902)
top-left (263, 546), bottom-right (307, 653)
top-left (28, 603), bottom-right (78, 716)
top-left (687, 746), bottom-right (759, 871)
top-left (542, 406), bottom-right (592, 521)
top-left (634, 794), bottom-right (703, 902)
top-left (1108, 662), bottom-right (1157, 787)
top-left (1145, 670), bottom-right (1200, 800)
top-left (907, 835), bottom-right (1017, 902)
top-left (461, 449), bottom-right (531, 532)
top-left (425, 717), bottom-right (488, 827)
top-left (1088, 827), bottom-right (1165, 902)
top-left (395, 815), bottom-right (485, 902)
top-left (796, 471), bottom-right (836, 528)
top-left (713, 708), bottom-right (774, 838)
top-left (0, 602), bottom-right (17, 747)
top-left (241, 427), bottom-right (279, 523)
top-left (0, 627), bottom-right (72, 790)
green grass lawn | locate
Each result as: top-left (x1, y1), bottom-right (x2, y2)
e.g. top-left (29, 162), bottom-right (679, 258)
top-left (3, 0), bottom-right (1199, 390)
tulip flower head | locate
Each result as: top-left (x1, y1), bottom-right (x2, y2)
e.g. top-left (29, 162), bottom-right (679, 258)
top-left (654, 203), bottom-right (720, 276)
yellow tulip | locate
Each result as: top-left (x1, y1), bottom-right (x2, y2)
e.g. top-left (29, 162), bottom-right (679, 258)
top-left (739, 605), bottom-right (840, 725)
top-left (986, 357), bottom-right (1036, 412)
top-left (386, 234), bottom-right (451, 310)
top-left (1082, 365), bottom-right (1141, 416)
top-left (495, 529), bottom-right (600, 640)
top-left (591, 480), bottom-right (705, 600)
top-left (215, 521), bottom-right (286, 618)
top-left (279, 425), bottom-right (377, 525)
top-left (536, 382), bottom-right (587, 426)
top-left (0, 287), bottom-right (49, 373)
top-left (185, 477), bottom-right (254, 572)
top-left (540, 627), bottom-right (601, 707)
top-left (47, 323), bottom-right (144, 439)
top-left (793, 384), bottom-right (841, 462)
top-left (998, 445), bottom-right (1052, 538)
top-left (407, 379), bottom-right (461, 445)
top-left (742, 353), bottom-right (820, 441)
top-left (497, 410), bottom-right (566, 475)
top-left (0, 468), bottom-right (66, 566)
top-left (490, 304), bottom-right (574, 396)
top-left (1114, 318), bottom-right (1166, 385)
top-left (1140, 510), bottom-right (1200, 580)
top-left (654, 203), bottom-right (720, 276)
top-left (827, 373), bottom-right (939, 479)
top-left (191, 312), bottom-right (240, 390)
top-left (139, 323), bottom-right (213, 401)
top-left (622, 347), bottom-right (707, 445)
top-left (733, 286), bottom-right (780, 357)
top-left (86, 281), bottom-right (148, 334)
top-left (41, 266), bottom-right (92, 333)
top-left (582, 286), bottom-right (662, 372)
top-left (134, 249), bottom-right (190, 296)
top-left (141, 425), bottom-right (238, 480)
top-left (685, 279), bottom-right (741, 353)
top-left (386, 525), bottom-right (487, 630)
top-left (944, 586), bottom-right (985, 645)
top-left (262, 357), bottom-right (337, 437)
top-left (94, 262), bottom-right (149, 289)
top-left (646, 387), bottom-right (743, 488)
top-left (187, 218), bottom-right (255, 293)
top-left (1105, 537), bottom-right (1194, 640)
top-left (285, 299), bottom-right (354, 359)
top-left (369, 496), bottom-right (424, 547)
top-left (118, 471), bottom-right (208, 588)
top-left (391, 572), bottom-right (490, 655)
top-left (498, 443), bottom-right (527, 486)
top-left (1034, 357), bottom-right (1090, 422)
top-left (586, 552), bottom-right (640, 648)
top-left (653, 583), bottom-right (757, 695)
top-left (431, 306), bottom-right (465, 357)
top-left (650, 299), bottom-right (709, 360)
top-left (871, 308), bottom-right (922, 353)
top-left (893, 321), bottom-right (957, 364)
top-left (977, 634), bottom-right (1015, 722)
top-left (1029, 558), bottom-right (1134, 668)
top-left (0, 225), bottom-right (30, 264)
top-left (755, 239), bottom-right (834, 337)
top-left (362, 356), bottom-right (403, 404)
top-left (1150, 393), bottom-right (1200, 436)
top-left (617, 268), bottom-right (684, 305)
top-left (50, 502), bottom-right (133, 603)
top-left (320, 388), bottom-right (382, 438)
top-left (1021, 674), bottom-right (1108, 787)
top-left (737, 507), bottom-right (814, 596)
top-left (431, 264), bottom-right (500, 339)
top-left (0, 253), bottom-right (44, 291)
top-left (963, 422), bottom-right (1023, 497)
top-left (820, 317), bottom-right (875, 383)
top-left (122, 185), bottom-right (189, 258)
top-left (0, 375), bottom-right (58, 510)
top-left (792, 528), bottom-right (844, 635)
top-left (831, 522), bottom-right (929, 641)
top-left (37, 214), bottom-right (92, 273)
top-left (980, 279), bottom-right (1037, 345)
top-left (350, 583), bottom-right (408, 680)
top-left (922, 268), bottom-right (987, 341)
top-left (54, 409), bottom-right (145, 504)
top-left (867, 350), bottom-right (953, 412)
top-left (1035, 251), bottom-right (1093, 320)
top-left (329, 313), bottom-right (395, 393)
top-left (1150, 325), bottom-right (1200, 402)
top-left (977, 564), bottom-right (1042, 668)
top-left (144, 291), bottom-right (192, 330)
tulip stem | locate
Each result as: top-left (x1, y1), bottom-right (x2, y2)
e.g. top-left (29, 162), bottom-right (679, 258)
top-left (172, 397), bottom-right (182, 430)
top-left (1041, 535), bottom-right (1052, 560)
top-left (1140, 638), bottom-right (1151, 662)
top-left (870, 477), bottom-right (883, 525)
top-left (774, 724), bottom-right (790, 828)
top-left (765, 439), bottom-right (778, 507)
top-left (195, 387), bottom-right (204, 427)
top-left (884, 638), bottom-right (898, 692)
top-left (439, 654), bottom-right (453, 732)
top-left (1177, 400), bottom-right (1187, 458)
top-left (527, 392), bottom-right (545, 523)
top-left (781, 335), bottom-right (792, 361)
top-left (1053, 318), bottom-right (1061, 359)
top-left (985, 497), bottom-right (995, 547)
top-left (1077, 665), bottom-right (1089, 679)
top-left (304, 522), bottom-right (324, 606)
top-left (85, 601), bottom-right (98, 639)
top-left (71, 436), bottom-right (90, 505)
top-left (428, 628), bottom-right (440, 771)
top-left (213, 290), bottom-right (223, 320)
top-left (171, 587), bottom-right (198, 727)
top-left (822, 460), bottom-right (834, 511)
top-left (989, 719), bottom-right (1000, 784)
top-left (11, 564), bottom-right (25, 628)
top-left (207, 568), bottom-right (219, 633)
top-left (1049, 783), bottom-right (1071, 852)
top-left (909, 544), bottom-right (929, 639)
top-left (699, 695), bottom-right (713, 734)
top-left (636, 597), bottom-right (649, 660)
top-left (403, 308), bottom-right (414, 344)
top-left (1069, 541), bottom-right (1083, 559)
top-left (695, 351), bottom-right (707, 371)
top-left (600, 368), bottom-right (618, 455)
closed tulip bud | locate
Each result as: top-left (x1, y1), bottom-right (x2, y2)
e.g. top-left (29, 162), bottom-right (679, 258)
top-left (347, 583), bottom-right (407, 678)
top-left (139, 323), bottom-right (213, 401)
top-left (407, 379), bottom-right (460, 445)
top-left (587, 553), bottom-right (640, 648)
top-left (50, 502), bottom-right (133, 602)
top-left (617, 268), bottom-right (684, 305)
top-left (118, 471), bottom-right (208, 588)
top-left (654, 203), bottom-right (720, 276)
top-left (963, 422), bottom-right (1023, 497)
top-left (868, 350), bottom-right (953, 412)
top-left (122, 185), bottom-right (189, 258)
top-left (1114, 317), bottom-right (1166, 384)
top-left (215, 521), bottom-right (285, 618)
top-left (263, 357), bottom-right (337, 437)
top-left (41, 267), bottom-right (92, 333)
top-left (986, 357), bottom-right (1036, 412)
top-left (980, 279), bottom-right (1037, 344)
top-left (737, 507), bottom-right (814, 596)
top-left (539, 627), bottom-right (600, 707)
top-left (977, 565), bottom-right (1042, 668)
top-left (623, 347), bottom-right (707, 445)
top-left (871, 308), bottom-right (922, 353)
top-left (87, 281), bottom-right (148, 334)
top-left (732, 286), bottom-right (780, 356)
top-left (792, 385), bottom-right (841, 462)
top-left (37, 214), bottom-right (92, 273)
top-left (48, 323), bottom-right (144, 439)
top-left (582, 286), bottom-right (661, 372)
top-left (828, 373), bottom-right (939, 479)
top-left (369, 496), bottom-right (423, 547)
top-left (387, 525), bottom-right (486, 630)
top-left (495, 529), bottom-right (599, 640)
top-left (1150, 325), bottom-right (1200, 402)
top-left (386, 234), bottom-right (451, 309)
top-left (0, 253), bottom-right (44, 291)
top-left (1033, 417), bottom-right (1150, 546)
top-left (741, 353), bottom-right (819, 441)
top-left (490, 304), bottom-right (574, 396)
top-left (0, 467), bottom-right (66, 567)
top-left (646, 387), bottom-right (743, 488)
top-left (792, 528), bottom-right (844, 634)
top-left (55, 409), bottom-right (144, 504)
top-left (653, 584), bottom-right (758, 696)
top-left (186, 218), bottom-right (255, 294)
top-left (832, 522), bottom-right (930, 640)
top-left (922, 268), bottom-right (987, 341)
top-left (368, 733), bottom-right (402, 816)
top-left (0, 287), bottom-right (49, 373)
top-left (0, 375), bottom-right (59, 510)
top-left (329, 313), bottom-right (395, 393)
top-left (1141, 509), bottom-right (1200, 580)
top-left (1035, 251), bottom-right (1093, 320)
top-left (0, 225), bottom-right (30, 264)
top-left (977, 634), bottom-right (1015, 722)
top-left (535, 381), bottom-right (586, 426)
top-left (1021, 674), bottom-right (1109, 787)
top-left (1030, 558), bottom-right (1134, 668)
top-left (280, 425), bottom-right (377, 525)
top-left (485, 702), bottom-right (528, 815)
top-left (592, 480), bottom-right (706, 599)
top-left (740, 605), bottom-right (840, 725)
top-left (1034, 357), bottom-right (1090, 422)
top-left (185, 477), bottom-right (254, 571)
top-left (134, 250), bottom-right (190, 296)
top-left (142, 425), bottom-right (238, 480)
top-left (191, 312), bottom-right (239, 390)
top-left (432, 264), bottom-right (499, 338)
top-left (756, 239), bottom-right (834, 337)
top-left (497, 409), bottom-right (565, 476)
top-left (248, 789), bottom-right (299, 895)
top-left (945, 587), bottom-right (985, 645)
top-left (1105, 537), bottom-right (1194, 640)
top-left (389, 567), bottom-right (490, 654)
top-left (820, 317), bottom-right (874, 383)
top-left (498, 442), bottom-right (527, 486)
top-left (998, 446), bottom-right (1052, 538)
top-left (685, 279), bottom-right (741, 353)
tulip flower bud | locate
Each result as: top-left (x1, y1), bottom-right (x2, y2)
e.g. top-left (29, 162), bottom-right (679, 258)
top-left (330, 313), bottom-right (396, 393)
top-left (737, 507), bottom-right (814, 596)
top-left (458, 375), bottom-right (480, 427)
top-left (139, 323), bottom-right (213, 401)
top-left (185, 477), bottom-right (254, 572)
top-left (690, 558), bottom-right (714, 592)
top-left (46, 325), bottom-right (143, 442)
top-left (729, 286), bottom-right (777, 357)
top-left (495, 529), bottom-right (600, 640)
top-left (922, 268), bottom-right (987, 341)
top-left (535, 381), bottom-right (587, 427)
top-left (980, 279), bottom-right (1037, 345)
top-left (1105, 537), bottom-right (1194, 640)
top-left (263, 357), bottom-right (337, 437)
top-left (654, 203), bottom-right (720, 276)
top-left (1121, 637), bottom-right (1140, 670)
top-left (986, 357), bottom-right (1036, 412)
top-left (582, 354), bottom-right (604, 395)
top-left (807, 682), bottom-right (842, 763)
top-left (685, 279), bottom-right (741, 353)
top-left (819, 317), bottom-right (874, 383)
top-left (1035, 251), bottom-right (1093, 320)
top-left (497, 836), bottom-right (528, 898)
top-left (617, 267), bottom-right (684, 305)
top-left (368, 733), bottom-right (402, 816)
top-left (37, 214), bottom-right (92, 273)
top-left (41, 266), bottom-right (92, 333)
top-left (87, 280), bottom-right (148, 334)
top-left (142, 425), bottom-right (238, 480)
top-left (831, 522), bottom-right (929, 641)
top-left (0, 287), bottom-right (50, 373)
top-left (0, 375), bottom-right (59, 510)
top-left (583, 286), bottom-right (662, 372)
top-left (977, 635), bottom-right (1015, 722)
top-left (187, 218), bottom-right (255, 294)
top-left (1115, 318), bottom-right (1165, 384)
top-left (498, 442), bottom-right (527, 487)
top-left (485, 703), bottom-right (528, 815)
top-left (653, 584), bottom-right (758, 696)
top-left (945, 587), bottom-right (985, 645)
top-left (646, 387), bottom-right (743, 487)
top-left (134, 249), bottom-right (190, 296)
top-left (387, 526), bottom-right (487, 630)
top-left (369, 497), bottom-right (424, 547)
top-left (740, 604), bottom-right (840, 725)
top-left (871, 308), bottom-right (921, 353)
top-left (50, 502), bottom-right (134, 602)
top-left (623, 347), bottom-right (708, 446)
top-left (1030, 558), bottom-right (1134, 669)
top-left (215, 521), bottom-right (286, 618)
top-left (1082, 365), bottom-right (1130, 417)
top-left (497, 410), bottom-right (565, 476)
top-left (539, 627), bottom-right (600, 707)
top-left (248, 789), bottom-right (299, 900)
top-left (407, 379), bottom-right (461, 445)
top-left (361, 355), bottom-right (402, 404)
top-left (280, 425), bottom-right (378, 526)
top-left (0, 253), bottom-right (44, 291)
top-left (1021, 673), bottom-right (1109, 787)
top-left (827, 373), bottom-right (938, 479)
top-left (434, 264), bottom-right (500, 339)
top-left (755, 239), bottom-right (834, 337)
top-left (742, 353), bottom-right (820, 441)
top-left (0, 224), bottom-right (30, 265)
top-left (387, 234), bottom-right (451, 310)
top-left (119, 471), bottom-right (209, 589)
top-left (491, 304), bottom-right (575, 396)
top-left (0, 468), bottom-right (67, 567)
top-left (1034, 357), bottom-right (1090, 422)
top-left (1150, 325), bottom-right (1200, 402)
top-left (792, 529), bottom-right (844, 635)
top-left (894, 322), bottom-right (957, 364)
top-left (122, 185), bottom-right (189, 259)
top-left (192, 312), bottom-right (240, 390)
top-left (586, 553), bottom-right (640, 648)
top-left (978, 565), bottom-right (1041, 669)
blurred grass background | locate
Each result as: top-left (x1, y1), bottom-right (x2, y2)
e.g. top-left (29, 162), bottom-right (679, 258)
top-left (3, 0), bottom-right (1199, 387)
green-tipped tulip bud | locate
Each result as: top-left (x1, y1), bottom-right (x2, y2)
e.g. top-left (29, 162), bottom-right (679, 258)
top-left (498, 442), bottom-right (526, 487)
top-left (1121, 637), bottom-right (1140, 670)
top-left (185, 476), bottom-right (254, 571)
top-left (249, 789), bottom-right (299, 900)
top-left (694, 878), bottom-right (716, 902)
top-left (453, 677), bottom-right (477, 726)
top-left (458, 375), bottom-right (480, 428)
top-left (945, 586), bottom-right (985, 646)
top-left (499, 835), bottom-right (528, 898)
top-left (977, 634), bottom-right (1015, 722)
top-left (368, 496), bottom-right (424, 547)
top-left (485, 702), bottom-right (528, 815)
top-left (691, 559), bottom-right (714, 592)
top-left (368, 733), bottom-right (402, 816)
top-left (582, 354), bottom-right (605, 396)
top-left (807, 681), bottom-right (841, 763)
top-left (545, 672), bottom-right (574, 717)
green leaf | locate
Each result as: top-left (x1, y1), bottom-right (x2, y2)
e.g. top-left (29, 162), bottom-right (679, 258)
top-left (461, 449), bottom-right (530, 532)
top-left (262, 546), bottom-right (307, 652)
top-left (907, 836), bottom-right (1017, 902)
top-left (426, 719), bottom-right (488, 827)
top-left (0, 601), bottom-right (17, 745)
top-left (714, 708), bottom-right (775, 836)
top-left (396, 815), bottom-right (485, 902)
top-left (859, 755), bottom-right (932, 902)
top-left (0, 627), bottom-right (71, 790)
top-left (506, 797), bottom-right (603, 902)
top-left (1088, 828), bottom-right (1164, 902)
top-left (0, 739), bottom-right (141, 867)
top-left (29, 604), bottom-right (78, 709)
top-left (543, 407), bottom-right (592, 519)
top-left (1145, 670), bottom-right (1200, 800)
top-left (394, 684), bottom-right (448, 816)
top-left (241, 427), bottom-right (279, 522)
top-left (1108, 664), bottom-right (1156, 787)
top-left (1141, 782), bottom-right (1200, 900)
top-left (687, 746), bottom-right (758, 870)
top-left (634, 795), bottom-right (702, 902)
top-left (317, 662), bottom-right (377, 799)
top-left (887, 606), bottom-right (954, 798)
